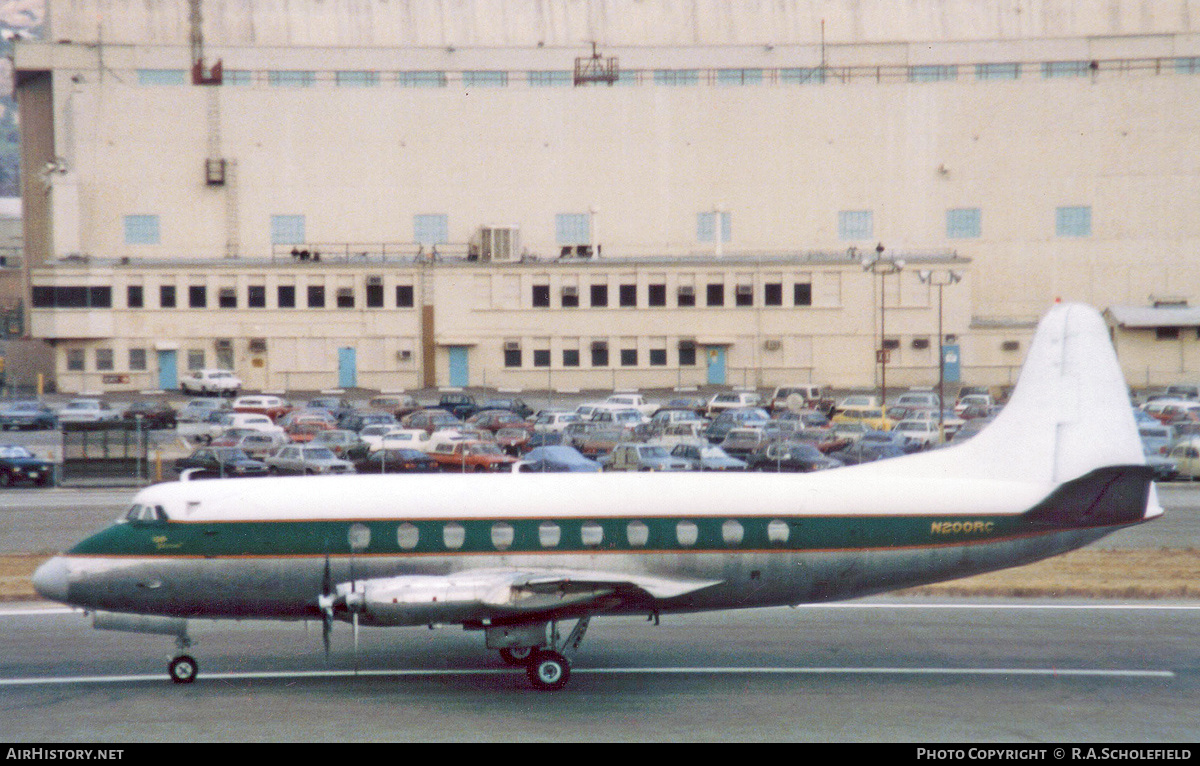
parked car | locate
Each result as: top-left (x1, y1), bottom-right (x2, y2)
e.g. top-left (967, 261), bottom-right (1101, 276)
top-left (588, 408), bottom-right (647, 430)
top-left (829, 442), bottom-right (909, 466)
top-left (706, 391), bottom-right (763, 417)
top-left (122, 399), bottom-right (177, 429)
top-left (1139, 423), bottom-right (1175, 457)
top-left (428, 440), bottom-right (516, 472)
top-left (746, 442), bottom-right (842, 472)
top-left (174, 447), bottom-right (268, 479)
top-left (895, 390), bottom-right (941, 409)
top-left (232, 395), bottom-right (293, 422)
top-left (1143, 444), bottom-right (1178, 482)
top-left (836, 394), bottom-right (881, 411)
top-left (264, 445), bottom-right (355, 475)
top-left (530, 410), bottom-right (581, 433)
top-left (210, 430), bottom-right (288, 458)
top-left (703, 407), bottom-right (771, 443)
top-left (367, 394), bottom-right (422, 420)
top-left (832, 405), bottom-right (893, 431)
top-left (479, 398), bottom-right (535, 419)
top-left (669, 442), bottom-right (747, 471)
top-left (177, 398), bottom-right (231, 423)
top-left (768, 385), bottom-right (835, 416)
top-left (600, 393), bottom-right (659, 418)
top-left (604, 443), bottom-right (692, 472)
top-left (179, 368), bottom-right (242, 396)
top-left (892, 419), bottom-right (943, 447)
top-left (496, 427), bottom-right (533, 456)
top-left (466, 409), bottom-right (530, 433)
top-left (285, 414), bottom-right (336, 443)
top-left (353, 448), bottom-right (438, 474)
top-left (309, 429), bottom-right (370, 461)
top-left (199, 412), bottom-right (286, 443)
top-left (339, 410), bottom-right (399, 433)
top-left (1167, 438), bottom-right (1200, 480)
top-left (57, 399), bottom-right (120, 424)
top-left (517, 445), bottom-right (602, 473)
top-left (437, 393), bottom-right (480, 420)
top-left (574, 427), bottom-right (634, 458)
top-left (403, 408), bottom-right (464, 434)
top-left (719, 427), bottom-right (774, 459)
top-left (366, 427), bottom-right (433, 453)
top-left (0, 400), bottom-right (57, 431)
top-left (0, 444), bottom-right (54, 486)
top-left (306, 397), bottom-right (355, 422)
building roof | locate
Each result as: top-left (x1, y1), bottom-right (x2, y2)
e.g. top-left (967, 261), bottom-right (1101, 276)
top-left (1106, 305), bottom-right (1200, 328)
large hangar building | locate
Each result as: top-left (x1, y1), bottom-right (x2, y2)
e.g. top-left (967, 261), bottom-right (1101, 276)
top-left (12, 1), bottom-right (1200, 393)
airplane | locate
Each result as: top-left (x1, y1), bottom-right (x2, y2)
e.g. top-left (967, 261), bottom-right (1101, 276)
top-left (32, 302), bottom-right (1161, 690)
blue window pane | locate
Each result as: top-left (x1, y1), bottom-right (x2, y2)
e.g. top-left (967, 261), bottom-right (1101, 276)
top-left (224, 70), bottom-right (253, 86)
top-left (528, 71), bottom-right (572, 87)
top-left (780, 68), bottom-right (825, 85)
top-left (909, 65), bottom-right (957, 83)
top-left (976, 63), bottom-right (1021, 80)
top-left (1043, 61), bottom-right (1090, 78)
top-left (697, 212), bottom-right (731, 242)
top-left (556, 214), bottom-right (590, 245)
top-left (463, 71), bottom-right (508, 87)
top-left (397, 71), bottom-right (447, 87)
top-left (336, 71), bottom-right (378, 87)
top-left (137, 69), bottom-right (186, 86)
top-left (613, 70), bottom-right (639, 86)
top-left (1175, 57), bottom-right (1200, 74)
top-left (124, 215), bottom-right (160, 245)
top-left (1056, 206), bottom-right (1092, 237)
top-left (838, 210), bottom-right (874, 240)
top-left (654, 70), bottom-right (699, 86)
top-left (271, 215), bottom-right (306, 245)
top-left (269, 71), bottom-right (315, 87)
top-left (414, 214), bottom-right (449, 246)
top-left (946, 208), bottom-right (982, 239)
top-left (716, 69), bottom-right (763, 86)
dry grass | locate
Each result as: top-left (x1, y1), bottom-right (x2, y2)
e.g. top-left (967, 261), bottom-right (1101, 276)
top-left (3, 549), bottom-right (1198, 602)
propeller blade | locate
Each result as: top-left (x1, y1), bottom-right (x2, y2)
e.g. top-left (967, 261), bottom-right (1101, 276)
top-left (352, 611), bottom-right (360, 674)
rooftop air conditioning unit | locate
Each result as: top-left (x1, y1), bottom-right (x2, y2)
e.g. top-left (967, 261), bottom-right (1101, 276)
top-left (471, 225), bottom-right (521, 263)
top-left (503, 341), bottom-right (521, 351)
top-left (763, 339), bottom-right (782, 351)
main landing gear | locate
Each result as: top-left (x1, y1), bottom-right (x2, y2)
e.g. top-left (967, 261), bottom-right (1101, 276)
top-left (492, 617), bottom-right (590, 691)
top-left (168, 635), bottom-right (197, 684)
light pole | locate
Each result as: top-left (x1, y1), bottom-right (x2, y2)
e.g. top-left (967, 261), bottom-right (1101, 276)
top-left (862, 243), bottom-right (904, 410)
top-left (917, 269), bottom-right (962, 440)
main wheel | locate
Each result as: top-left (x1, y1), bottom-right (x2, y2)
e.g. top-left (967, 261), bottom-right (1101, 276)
top-left (499, 647), bottom-right (535, 666)
top-left (526, 650), bottom-right (570, 691)
top-left (168, 654), bottom-right (198, 684)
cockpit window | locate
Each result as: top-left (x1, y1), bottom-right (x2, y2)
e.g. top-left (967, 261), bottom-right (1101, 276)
top-left (121, 503), bottom-right (168, 523)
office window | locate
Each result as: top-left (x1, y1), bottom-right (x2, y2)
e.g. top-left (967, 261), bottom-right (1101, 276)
top-left (463, 71), bottom-right (508, 87)
top-left (697, 211), bottom-right (732, 243)
top-left (590, 284), bottom-right (608, 308)
top-left (89, 287), bottom-right (112, 308)
top-left (533, 349), bottom-right (551, 367)
top-left (129, 348), bottom-right (147, 371)
top-left (126, 285), bottom-right (144, 309)
top-left (947, 208), bottom-right (982, 239)
top-left (976, 63), bottom-right (1021, 80)
top-left (187, 349), bottom-right (205, 370)
top-left (838, 210), bottom-right (874, 240)
top-left (248, 285), bottom-right (266, 308)
top-left (397, 71), bottom-right (447, 87)
top-left (677, 286), bottom-right (696, 307)
top-left (563, 348), bottom-right (580, 367)
top-left (336, 71), bottom-right (378, 87)
top-left (649, 348), bottom-right (667, 366)
top-left (308, 285), bottom-right (325, 308)
top-left (269, 70), bottom-right (315, 87)
top-left (1043, 61), bottom-right (1090, 78)
top-left (224, 70), bottom-right (253, 86)
top-left (395, 285), bottom-right (415, 307)
top-left (532, 285), bottom-right (551, 308)
top-left (271, 215), bottom-right (305, 245)
top-left (137, 69), bottom-right (186, 85)
top-left (909, 65), bottom-right (957, 82)
top-left (716, 69), bottom-right (763, 86)
top-left (95, 348), bottom-right (114, 371)
top-left (124, 215), bottom-right (160, 245)
top-left (218, 287), bottom-right (237, 309)
top-left (337, 288), bottom-right (355, 308)
top-left (648, 284), bottom-right (667, 307)
top-left (556, 214), bottom-right (590, 245)
top-left (621, 349), bottom-right (638, 366)
top-left (528, 71), bottom-right (571, 87)
top-left (619, 284), bottom-right (637, 308)
top-left (591, 342), bottom-right (609, 367)
top-left (66, 349), bottom-right (84, 371)
top-left (32, 287), bottom-right (111, 309)
top-left (561, 286), bottom-right (579, 308)
top-left (679, 341), bottom-right (697, 366)
top-left (503, 343), bottom-right (522, 368)
top-left (160, 285), bottom-right (176, 308)
top-left (277, 285), bottom-right (296, 308)
top-left (654, 69), bottom-right (699, 86)
top-left (706, 284), bottom-right (725, 307)
top-left (366, 281), bottom-right (384, 308)
top-left (780, 67), bottom-right (825, 84)
top-left (735, 284), bottom-right (754, 307)
top-left (414, 214), bottom-right (448, 246)
top-left (188, 285), bottom-right (207, 309)
top-left (794, 283), bottom-right (813, 306)
top-left (1157, 327), bottom-right (1181, 341)
top-left (1056, 206), bottom-right (1092, 237)
top-left (764, 283), bottom-right (783, 306)
top-left (1175, 57), bottom-right (1200, 74)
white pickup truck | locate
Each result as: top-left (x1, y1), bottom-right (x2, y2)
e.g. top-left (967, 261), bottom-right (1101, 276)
top-left (599, 393), bottom-right (659, 418)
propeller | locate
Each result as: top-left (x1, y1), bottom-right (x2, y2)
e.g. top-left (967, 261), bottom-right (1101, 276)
top-left (318, 555), bottom-right (335, 658)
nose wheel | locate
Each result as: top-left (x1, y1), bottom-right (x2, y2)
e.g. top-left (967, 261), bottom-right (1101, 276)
top-left (168, 654), bottom-right (198, 684)
top-left (526, 650), bottom-right (570, 691)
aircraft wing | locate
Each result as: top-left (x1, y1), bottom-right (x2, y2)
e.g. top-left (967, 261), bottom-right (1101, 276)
top-left (335, 568), bottom-right (723, 627)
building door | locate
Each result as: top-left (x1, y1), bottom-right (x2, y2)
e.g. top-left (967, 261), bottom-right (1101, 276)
top-left (157, 350), bottom-right (177, 391)
top-left (448, 346), bottom-right (469, 387)
top-left (705, 346), bottom-right (726, 386)
top-left (338, 347), bottom-right (357, 388)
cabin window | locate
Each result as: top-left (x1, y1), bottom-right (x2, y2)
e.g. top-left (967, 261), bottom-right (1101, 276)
top-left (626, 521), bottom-right (650, 547)
top-left (580, 521), bottom-right (604, 547)
top-left (676, 521), bottom-right (699, 547)
top-left (396, 523), bottom-right (419, 550)
top-left (722, 520), bottom-right (744, 546)
top-left (443, 522), bottom-right (465, 549)
top-left (767, 519), bottom-right (790, 544)
top-left (348, 523), bottom-right (371, 552)
top-left (491, 522), bottom-right (515, 551)
top-left (538, 521), bottom-right (561, 548)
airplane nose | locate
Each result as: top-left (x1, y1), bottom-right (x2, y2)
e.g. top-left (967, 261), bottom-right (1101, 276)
top-left (32, 556), bottom-right (70, 603)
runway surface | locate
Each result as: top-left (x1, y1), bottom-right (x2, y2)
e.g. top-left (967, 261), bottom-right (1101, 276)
top-left (1, 599), bottom-right (1196, 742)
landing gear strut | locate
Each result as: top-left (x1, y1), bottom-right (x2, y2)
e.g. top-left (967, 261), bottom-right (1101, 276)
top-left (492, 617), bottom-right (591, 691)
top-left (169, 635), bottom-right (197, 684)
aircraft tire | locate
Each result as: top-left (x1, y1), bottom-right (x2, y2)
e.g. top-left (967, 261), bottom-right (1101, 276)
top-left (499, 647), bottom-right (535, 666)
top-left (526, 650), bottom-right (570, 691)
top-left (169, 655), bottom-right (198, 684)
